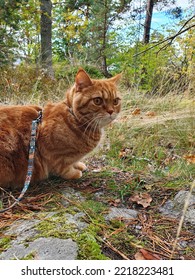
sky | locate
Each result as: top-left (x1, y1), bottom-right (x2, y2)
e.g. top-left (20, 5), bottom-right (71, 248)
top-left (115, 0), bottom-right (195, 47)
top-left (170, 0), bottom-right (194, 9)
top-left (151, 0), bottom-right (195, 30)
top-left (126, 0), bottom-right (195, 33)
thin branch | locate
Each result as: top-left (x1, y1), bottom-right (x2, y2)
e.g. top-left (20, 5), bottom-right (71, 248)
top-left (156, 15), bottom-right (195, 54)
top-left (177, 14), bottom-right (195, 33)
top-left (134, 15), bottom-right (195, 57)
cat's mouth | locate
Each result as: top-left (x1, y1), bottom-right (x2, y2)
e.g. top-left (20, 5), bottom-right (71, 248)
top-left (98, 113), bottom-right (118, 127)
top-left (76, 112), bottom-right (118, 129)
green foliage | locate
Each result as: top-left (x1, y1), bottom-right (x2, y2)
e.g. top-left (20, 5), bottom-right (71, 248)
top-left (0, 0), bottom-right (194, 94)
top-left (0, 0), bottom-right (40, 66)
top-left (115, 40), bottom-right (188, 94)
top-left (0, 0), bottom-right (21, 65)
top-left (52, 0), bottom-right (132, 76)
top-left (55, 63), bottom-right (104, 81)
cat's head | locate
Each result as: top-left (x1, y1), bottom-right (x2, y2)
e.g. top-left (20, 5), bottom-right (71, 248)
top-left (66, 68), bottom-right (121, 128)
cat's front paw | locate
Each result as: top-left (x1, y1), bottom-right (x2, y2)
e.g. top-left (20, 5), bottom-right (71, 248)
top-left (60, 162), bottom-right (87, 180)
top-left (74, 162), bottom-right (87, 172)
top-left (62, 168), bottom-right (82, 180)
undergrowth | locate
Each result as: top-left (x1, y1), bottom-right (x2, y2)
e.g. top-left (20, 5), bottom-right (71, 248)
top-left (0, 64), bottom-right (104, 104)
top-left (105, 92), bottom-right (195, 195)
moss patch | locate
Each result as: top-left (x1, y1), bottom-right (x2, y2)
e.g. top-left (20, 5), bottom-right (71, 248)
top-left (36, 213), bottom-right (77, 239)
top-left (77, 232), bottom-right (109, 260)
top-left (0, 237), bottom-right (12, 251)
top-left (20, 252), bottom-right (36, 260)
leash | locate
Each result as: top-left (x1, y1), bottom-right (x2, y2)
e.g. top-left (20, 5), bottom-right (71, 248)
top-left (0, 110), bottom-right (42, 213)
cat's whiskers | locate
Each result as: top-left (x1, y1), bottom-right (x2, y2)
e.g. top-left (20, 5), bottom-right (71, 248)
top-left (87, 123), bottom-right (98, 143)
top-left (87, 118), bottom-right (99, 140)
top-left (91, 118), bottom-right (101, 140)
top-left (83, 115), bottom-right (101, 137)
top-left (77, 115), bottom-right (94, 128)
top-left (79, 114), bottom-right (98, 128)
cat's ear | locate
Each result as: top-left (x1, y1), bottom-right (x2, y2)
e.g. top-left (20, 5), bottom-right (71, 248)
top-left (75, 68), bottom-right (93, 92)
top-left (108, 73), bottom-right (122, 84)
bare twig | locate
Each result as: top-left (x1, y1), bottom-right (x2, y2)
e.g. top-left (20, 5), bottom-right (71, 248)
top-left (0, 187), bottom-right (18, 202)
top-left (102, 239), bottom-right (130, 260)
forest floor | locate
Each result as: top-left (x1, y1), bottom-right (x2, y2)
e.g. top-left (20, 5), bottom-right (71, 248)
top-left (0, 92), bottom-right (195, 260)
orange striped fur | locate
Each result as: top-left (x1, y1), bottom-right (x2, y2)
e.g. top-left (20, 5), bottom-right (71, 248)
top-left (0, 68), bottom-right (121, 188)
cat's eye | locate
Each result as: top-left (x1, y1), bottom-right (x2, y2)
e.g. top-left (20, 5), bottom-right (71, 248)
top-left (113, 98), bottom-right (120, 105)
top-left (93, 97), bottom-right (103, 105)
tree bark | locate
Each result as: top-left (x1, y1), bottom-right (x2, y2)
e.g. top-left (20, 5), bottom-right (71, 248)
top-left (40, 0), bottom-right (54, 78)
top-left (143, 0), bottom-right (154, 44)
top-left (100, 0), bottom-right (111, 77)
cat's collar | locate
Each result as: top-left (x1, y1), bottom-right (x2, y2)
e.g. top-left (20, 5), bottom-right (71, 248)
top-left (64, 101), bottom-right (76, 118)
top-left (65, 103), bottom-right (76, 118)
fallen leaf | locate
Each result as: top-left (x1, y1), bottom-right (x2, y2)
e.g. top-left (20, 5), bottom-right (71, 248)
top-left (108, 198), bottom-right (121, 207)
top-left (140, 249), bottom-right (161, 260)
top-left (135, 249), bottom-right (161, 260)
top-left (134, 251), bottom-right (146, 260)
top-left (145, 111), bottom-right (156, 117)
top-left (119, 148), bottom-right (131, 159)
top-left (183, 154), bottom-right (195, 164)
top-left (130, 193), bottom-right (152, 208)
top-left (131, 108), bottom-right (141, 115)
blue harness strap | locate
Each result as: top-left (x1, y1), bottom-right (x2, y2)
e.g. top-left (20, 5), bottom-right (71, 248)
top-left (0, 110), bottom-right (42, 213)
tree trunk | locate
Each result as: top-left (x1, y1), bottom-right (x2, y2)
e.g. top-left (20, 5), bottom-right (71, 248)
top-left (100, 0), bottom-right (111, 77)
top-left (143, 0), bottom-right (154, 44)
top-left (101, 55), bottom-right (111, 77)
top-left (40, 0), bottom-right (54, 78)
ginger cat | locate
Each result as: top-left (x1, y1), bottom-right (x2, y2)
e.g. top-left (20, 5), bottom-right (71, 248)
top-left (0, 68), bottom-right (121, 188)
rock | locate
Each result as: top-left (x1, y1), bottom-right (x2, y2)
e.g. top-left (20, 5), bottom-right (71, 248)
top-left (105, 207), bottom-right (138, 221)
top-left (61, 187), bottom-right (85, 207)
top-left (5, 219), bottom-right (40, 242)
top-left (66, 212), bottom-right (88, 231)
top-left (29, 237), bottom-right (78, 260)
top-left (159, 190), bottom-right (195, 225)
top-left (0, 237), bottom-right (77, 260)
top-left (0, 210), bottom-right (82, 260)
top-left (174, 191), bottom-right (195, 210)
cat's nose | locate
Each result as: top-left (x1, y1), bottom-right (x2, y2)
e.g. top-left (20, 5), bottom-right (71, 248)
top-left (107, 109), bottom-right (114, 115)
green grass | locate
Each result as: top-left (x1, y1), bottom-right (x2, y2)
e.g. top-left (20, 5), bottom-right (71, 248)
top-left (99, 92), bottom-right (195, 205)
